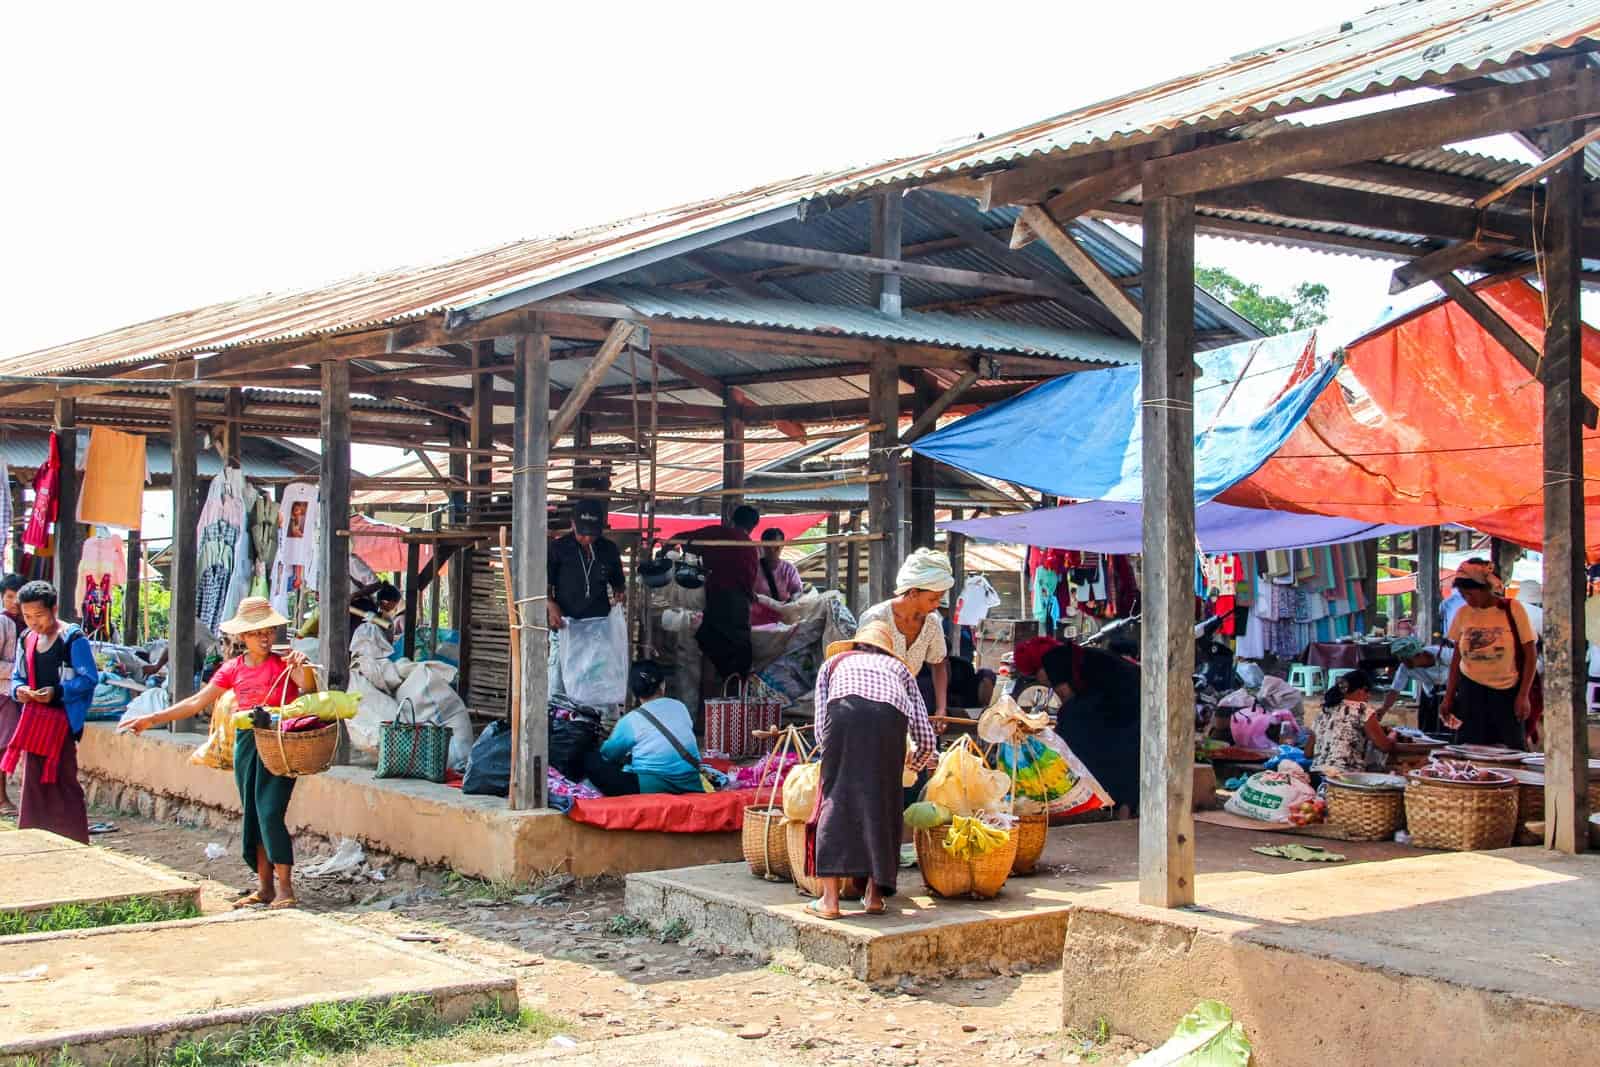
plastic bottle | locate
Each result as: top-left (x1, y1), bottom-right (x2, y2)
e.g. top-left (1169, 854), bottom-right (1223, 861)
top-left (994, 664), bottom-right (1014, 703)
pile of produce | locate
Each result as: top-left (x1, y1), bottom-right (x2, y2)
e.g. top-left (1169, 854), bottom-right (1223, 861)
top-left (1287, 794), bottom-right (1328, 826)
top-left (1416, 759), bottom-right (1505, 783)
top-left (232, 690), bottom-right (360, 733)
top-left (942, 814), bottom-right (1015, 860)
top-left (914, 738), bottom-right (1015, 857)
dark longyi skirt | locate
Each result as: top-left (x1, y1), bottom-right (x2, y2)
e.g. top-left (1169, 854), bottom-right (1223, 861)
top-left (234, 730), bottom-right (296, 869)
top-left (808, 695), bottom-right (906, 895)
top-left (18, 733), bottom-right (89, 844)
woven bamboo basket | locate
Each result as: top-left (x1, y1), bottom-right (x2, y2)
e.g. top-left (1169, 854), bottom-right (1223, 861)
top-left (742, 805), bottom-right (791, 880)
top-left (256, 723), bottom-right (339, 778)
top-left (1009, 813), bottom-right (1049, 874)
top-left (1325, 781), bottom-right (1405, 841)
top-left (1404, 772), bottom-right (1517, 851)
top-left (1516, 779), bottom-right (1600, 823)
top-left (915, 827), bottom-right (1018, 899)
top-left (785, 819), bottom-right (821, 897)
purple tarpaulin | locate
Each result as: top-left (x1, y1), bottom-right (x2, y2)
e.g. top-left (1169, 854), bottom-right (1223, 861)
top-left (944, 500), bottom-right (1412, 555)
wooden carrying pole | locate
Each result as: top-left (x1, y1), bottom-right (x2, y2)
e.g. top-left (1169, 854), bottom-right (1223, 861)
top-left (1137, 189), bottom-right (1198, 907)
top-left (499, 526), bottom-right (521, 808)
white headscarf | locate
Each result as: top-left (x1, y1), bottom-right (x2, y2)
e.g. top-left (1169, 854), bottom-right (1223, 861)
top-left (894, 548), bottom-right (955, 595)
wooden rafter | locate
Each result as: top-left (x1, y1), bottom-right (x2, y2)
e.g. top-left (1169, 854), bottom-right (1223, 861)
top-left (1388, 239), bottom-right (1518, 294)
top-left (1009, 162), bottom-right (1143, 249)
top-left (549, 321), bottom-right (637, 441)
top-left (1018, 207), bottom-right (1143, 338)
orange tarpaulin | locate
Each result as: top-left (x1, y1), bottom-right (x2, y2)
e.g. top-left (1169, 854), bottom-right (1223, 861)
top-left (1220, 279), bottom-right (1600, 555)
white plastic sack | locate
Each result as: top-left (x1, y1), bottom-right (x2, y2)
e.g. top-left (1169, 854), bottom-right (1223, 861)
top-left (351, 622), bottom-right (394, 663)
top-left (557, 607), bottom-right (628, 708)
top-left (346, 670), bottom-right (399, 756)
top-left (394, 660), bottom-right (474, 770)
top-left (1223, 768), bottom-right (1317, 823)
top-left (1257, 675), bottom-right (1305, 711)
top-left (118, 686), bottom-right (168, 729)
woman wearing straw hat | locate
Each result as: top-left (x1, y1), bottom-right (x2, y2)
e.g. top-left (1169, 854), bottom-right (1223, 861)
top-left (805, 619), bottom-right (938, 920)
top-left (125, 597), bottom-right (316, 909)
top-left (857, 548), bottom-right (956, 720)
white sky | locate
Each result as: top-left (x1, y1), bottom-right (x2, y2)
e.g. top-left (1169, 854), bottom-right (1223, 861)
top-left (1, 2), bottom-right (1577, 538)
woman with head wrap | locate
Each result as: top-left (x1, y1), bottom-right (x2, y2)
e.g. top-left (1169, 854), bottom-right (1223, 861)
top-left (857, 548), bottom-right (955, 717)
top-left (1013, 635), bottom-right (1142, 818)
top-left (1382, 636), bottom-right (1453, 735)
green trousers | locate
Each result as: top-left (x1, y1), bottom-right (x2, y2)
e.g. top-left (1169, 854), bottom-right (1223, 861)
top-left (234, 730), bottom-right (296, 869)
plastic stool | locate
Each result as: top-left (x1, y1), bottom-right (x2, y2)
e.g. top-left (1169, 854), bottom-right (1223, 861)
top-left (1326, 667), bottom-right (1355, 693)
top-left (1400, 678), bottom-right (1421, 702)
top-left (1287, 663), bottom-right (1325, 694)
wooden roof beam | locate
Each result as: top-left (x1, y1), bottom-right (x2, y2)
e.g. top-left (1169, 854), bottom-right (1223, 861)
top-left (1018, 206), bottom-right (1143, 338)
top-left (1144, 68), bottom-right (1600, 198)
top-left (1009, 162), bottom-right (1143, 248)
top-left (1389, 238), bottom-right (1518, 294)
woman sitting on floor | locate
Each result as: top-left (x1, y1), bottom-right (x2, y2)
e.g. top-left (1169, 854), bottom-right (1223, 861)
top-left (583, 661), bottom-right (704, 796)
top-left (1311, 669), bottom-right (1397, 776)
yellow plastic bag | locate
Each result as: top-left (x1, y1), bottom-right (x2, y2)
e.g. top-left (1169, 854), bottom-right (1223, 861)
top-left (189, 690), bottom-right (238, 770)
top-left (923, 737), bottom-right (1010, 816)
top-left (782, 762), bottom-right (821, 821)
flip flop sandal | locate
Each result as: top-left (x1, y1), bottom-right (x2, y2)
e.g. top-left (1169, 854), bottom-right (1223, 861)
top-left (231, 892), bottom-right (269, 910)
top-left (267, 897), bottom-right (300, 911)
top-left (804, 899), bottom-right (842, 921)
top-left (859, 899), bottom-right (887, 915)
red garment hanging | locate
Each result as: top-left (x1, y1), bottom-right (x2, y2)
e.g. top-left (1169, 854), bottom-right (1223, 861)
top-left (22, 432), bottom-right (60, 551)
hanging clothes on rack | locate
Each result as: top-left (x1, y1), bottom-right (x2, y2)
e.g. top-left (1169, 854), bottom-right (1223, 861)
top-left (195, 466), bottom-right (254, 634)
top-left (22, 432), bottom-right (60, 553)
top-left (77, 427), bottom-right (146, 530)
top-left (271, 482), bottom-right (318, 615)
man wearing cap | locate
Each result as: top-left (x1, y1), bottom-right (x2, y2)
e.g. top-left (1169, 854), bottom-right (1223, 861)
top-left (1440, 560), bottom-right (1537, 749)
top-left (546, 500), bottom-right (626, 704)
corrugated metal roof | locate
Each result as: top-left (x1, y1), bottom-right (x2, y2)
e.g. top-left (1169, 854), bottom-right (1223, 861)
top-left (8, 0), bottom-right (1593, 379)
top-left (597, 286), bottom-right (1141, 365)
top-left (823, 0), bottom-right (1600, 194)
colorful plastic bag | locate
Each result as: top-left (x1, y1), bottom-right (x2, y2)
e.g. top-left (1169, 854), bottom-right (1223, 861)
top-left (1223, 768), bottom-right (1317, 823)
top-left (994, 727), bottom-right (1113, 820)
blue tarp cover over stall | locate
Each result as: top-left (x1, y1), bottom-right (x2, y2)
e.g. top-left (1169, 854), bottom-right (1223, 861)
top-left (910, 330), bottom-right (1332, 504)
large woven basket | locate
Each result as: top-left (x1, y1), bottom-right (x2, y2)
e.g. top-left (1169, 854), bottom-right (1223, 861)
top-left (1326, 781), bottom-right (1405, 841)
top-left (1010, 813), bottom-right (1049, 875)
top-left (915, 827), bottom-right (1018, 899)
top-left (785, 819), bottom-right (821, 897)
top-left (256, 722), bottom-right (339, 778)
top-left (1404, 772), bottom-right (1517, 851)
top-left (742, 805), bottom-right (791, 880)
top-left (1515, 779), bottom-right (1600, 823)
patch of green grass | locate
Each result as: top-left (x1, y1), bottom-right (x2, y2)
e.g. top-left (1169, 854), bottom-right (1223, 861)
top-left (0, 896), bottom-right (200, 937)
top-left (765, 961), bottom-right (794, 976)
top-left (160, 996), bottom-right (558, 1067)
top-left (604, 914), bottom-right (653, 938)
top-left (657, 917), bottom-right (690, 943)
top-left (442, 872), bottom-right (529, 902)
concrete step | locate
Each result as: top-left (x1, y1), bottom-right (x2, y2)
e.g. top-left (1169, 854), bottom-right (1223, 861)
top-left (1, 829), bottom-right (200, 920)
top-left (0, 909), bottom-right (516, 1065)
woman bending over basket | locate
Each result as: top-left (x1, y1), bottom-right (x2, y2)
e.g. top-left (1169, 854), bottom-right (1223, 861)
top-left (125, 597), bottom-right (316, 909)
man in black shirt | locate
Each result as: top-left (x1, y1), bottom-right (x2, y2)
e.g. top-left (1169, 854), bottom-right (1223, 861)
top-left (546, 500), bottom-right (626, 708)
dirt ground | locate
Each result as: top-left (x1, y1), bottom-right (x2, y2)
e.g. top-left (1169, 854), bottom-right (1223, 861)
top-left (74, 808), bottom-right (1151, 1066)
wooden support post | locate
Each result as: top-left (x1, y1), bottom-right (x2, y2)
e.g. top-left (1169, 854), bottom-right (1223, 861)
top-left (123, 528), bottom-right (141, 644)
top-left (946, 509), bottom-right (965, 654)
top-left (720, 401), bottom-right (746, 526)
top-left (319, 362), bottom-right (353, 748)
top-left (53, 399), bottom-right (80, 620)
top-left (429, 510), bottom-right (442, 648)
top-left (870, 191), bottom-right (904, 316)
top-left (10, 479), bottom-right (23, 574)
top-left (868, 352), bottom-right (902, 603)
top-left (1539, 121), bottom-right (1591, 854)
top-left (846, 510), bottom-right (862, 617)
top-left (1137, 191), bottom-right (1197, 907)
top-left (1417, 527), bottom-right (1441, 641)
top-left (224, 388), bottom-right (243, 466)
top-left (170, 389), bottom-right (198, 703)
top-left (909, 376), bottom-right (938, 549)
top-left (403, 541), bottom-right (420, 660)
top-left (512, 331), bottom-right (551, 810)
top-left (824, 513), bottom-right (840, 592)
top-left (448, 422), bottom-right (473, 696)
top-left (470, 341), bottom-right (495, 511)
top-left (1362, 540), bottom-right (1380, 629)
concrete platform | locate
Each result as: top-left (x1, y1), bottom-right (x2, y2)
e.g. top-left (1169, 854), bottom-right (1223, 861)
top-left (1, 829), bottom-right (200, 918)
top-left (445, 1027), bottom-right (798, 1066)
top-left (1062, 847), bottom-right (1600, 1067)
top-left (78, 723), bottom-right (742, 880)
top-left (0, 909), bottom-right (517, 1065)
top-left (624, 819), bottom-right (1413, 980)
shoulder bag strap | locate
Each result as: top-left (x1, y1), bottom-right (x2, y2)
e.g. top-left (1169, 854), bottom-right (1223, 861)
top-left (633, 706), bottom-right (701, 771)
top-left (1498, 598), bottom-right (1528, 681)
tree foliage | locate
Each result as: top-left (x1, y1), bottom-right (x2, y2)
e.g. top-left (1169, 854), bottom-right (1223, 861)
top-left (1196, 265), bottom-right (1329, 335)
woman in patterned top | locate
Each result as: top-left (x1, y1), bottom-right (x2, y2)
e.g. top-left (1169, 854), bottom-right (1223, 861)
top-left (857, 548), bottom-right (955, 719)
top-left (806, 620), bottom-right (938, 920)
top-left (1310, 669), bottom-right (1396, 775)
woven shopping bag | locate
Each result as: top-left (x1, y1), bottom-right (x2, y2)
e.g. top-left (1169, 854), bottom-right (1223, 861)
top-left (375, 699), bottom-right (450, 783)
top-left (705, 678), bottom-right (782, 759)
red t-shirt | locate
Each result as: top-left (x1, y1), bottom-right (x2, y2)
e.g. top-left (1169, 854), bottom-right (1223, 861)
top-left (210, 654), bottom-right (301, 709)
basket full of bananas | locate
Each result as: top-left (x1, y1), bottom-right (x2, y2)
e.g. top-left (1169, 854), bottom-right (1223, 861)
top-left (911, 811), bottom-right (1019, 899)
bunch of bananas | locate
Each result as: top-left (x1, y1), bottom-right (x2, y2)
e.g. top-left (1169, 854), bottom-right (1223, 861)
top-left (941, 815), bottom-right (1011, 861)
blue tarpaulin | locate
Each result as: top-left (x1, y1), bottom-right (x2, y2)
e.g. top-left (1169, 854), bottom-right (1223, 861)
top-left (911, 331), bottom-right (1334, 504)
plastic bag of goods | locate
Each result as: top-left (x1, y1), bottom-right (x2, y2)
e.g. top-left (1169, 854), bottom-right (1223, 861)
top-left (994, 728), bottom-right (1114, 821)
top-left (393, 660), bottom-right (474, 771)
top-left (923, 739), bottom-right (1011, 816)
top-left (189, 690), bottom-right (239, 770)
top-left (462, 721), bottom-right (512, 797)
top-left (782, 761), bottom-right (821, 821)
top-left (1223, 766), bottom-right (1318, 824)
top-left (557, 607), bottom-right (629, 708)
top-left (280, 689), bottom-right (361, 721)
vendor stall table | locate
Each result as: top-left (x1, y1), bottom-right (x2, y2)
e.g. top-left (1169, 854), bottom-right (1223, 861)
top-left (1305, 640), bottom-right (1398, 673)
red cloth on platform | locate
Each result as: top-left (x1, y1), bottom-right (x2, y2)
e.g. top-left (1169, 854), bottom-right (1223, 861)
top-left (564, 788), bottom-right (761, 833)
